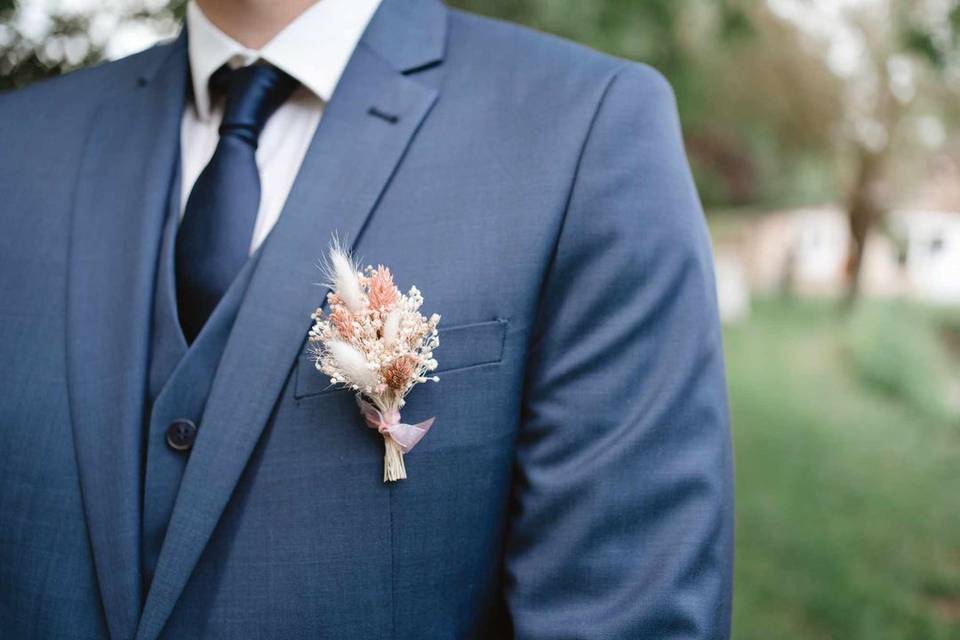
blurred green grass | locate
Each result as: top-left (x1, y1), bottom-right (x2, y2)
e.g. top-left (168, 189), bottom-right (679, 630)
top-left (726, 298), bottom-right (960, 640)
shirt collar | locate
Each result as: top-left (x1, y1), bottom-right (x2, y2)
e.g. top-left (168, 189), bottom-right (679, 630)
top-left (186, 0), bottom-right (383, 120)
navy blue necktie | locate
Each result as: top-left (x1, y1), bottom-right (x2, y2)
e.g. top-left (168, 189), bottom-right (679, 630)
top-left (176, 64), bottom-right (299, 343)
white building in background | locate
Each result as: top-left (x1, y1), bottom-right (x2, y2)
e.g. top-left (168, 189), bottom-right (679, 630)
top-left (741, 206), bottom-right (851, 298)
top-left (892, 209), bottom-right (960, 305)
top-left (713, 248), bottom-right (751, 322)
top-left (710, 156), bottom-right (960, 317)
top-left (712, 205), bottom-right (960, 320)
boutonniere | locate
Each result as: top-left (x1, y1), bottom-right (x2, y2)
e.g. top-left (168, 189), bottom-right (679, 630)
top-left (309, 240), bottom-right (440, 482)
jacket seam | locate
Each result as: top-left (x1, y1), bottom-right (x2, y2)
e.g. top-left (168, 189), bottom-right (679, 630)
top-left (526, 63), bottom-right (628, 352)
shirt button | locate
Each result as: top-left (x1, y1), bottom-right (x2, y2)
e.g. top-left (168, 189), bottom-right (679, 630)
top-left (166, 419), bottom-right (198, 452)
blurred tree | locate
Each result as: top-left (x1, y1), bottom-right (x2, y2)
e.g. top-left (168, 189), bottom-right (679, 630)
top-left (0, 0), bottom-right (183, 92)
top-left (760, 0), bottom-right (960, 301)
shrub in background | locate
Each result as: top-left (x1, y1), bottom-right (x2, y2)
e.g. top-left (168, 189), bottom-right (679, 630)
top-left (845, 302), bottom-right (956, 421)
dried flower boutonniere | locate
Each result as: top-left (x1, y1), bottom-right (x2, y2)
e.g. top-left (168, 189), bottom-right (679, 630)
top-left (308, 240), bottom-right (440, 482)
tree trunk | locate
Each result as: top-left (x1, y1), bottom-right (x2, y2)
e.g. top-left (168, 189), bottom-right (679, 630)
top-left (844, 148), bottom-right (885, 306)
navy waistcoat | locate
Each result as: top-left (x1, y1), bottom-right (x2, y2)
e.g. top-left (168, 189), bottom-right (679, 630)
top-left (141, 167), bottom-right (260, 586)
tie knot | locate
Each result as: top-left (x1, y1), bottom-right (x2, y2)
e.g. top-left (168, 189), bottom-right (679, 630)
top-left (211, 64), bottom-right (299, 146)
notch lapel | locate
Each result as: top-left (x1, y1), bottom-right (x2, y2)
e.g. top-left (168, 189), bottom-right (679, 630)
top-left (135, 3), bottom-right (446, 636)
top-left (66, 33), bottom-right (188, 640)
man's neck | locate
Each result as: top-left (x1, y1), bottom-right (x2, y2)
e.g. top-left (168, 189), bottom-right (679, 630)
top-left (194, 0), bottom-right (320, 50)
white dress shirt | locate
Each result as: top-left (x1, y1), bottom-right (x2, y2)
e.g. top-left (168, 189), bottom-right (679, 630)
top-left (181, 0), bottom-right (382, 253)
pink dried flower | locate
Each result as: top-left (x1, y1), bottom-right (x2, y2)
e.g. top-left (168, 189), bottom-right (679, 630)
top-left (381, 356), bottom-right (416, 391)
top-left (367, 265), bottom-right (399, 310)
top-left (329, 306), bottom-right (354, 339)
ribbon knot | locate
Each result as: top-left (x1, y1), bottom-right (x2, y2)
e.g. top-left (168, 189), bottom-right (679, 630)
top-left (356, 397), bottom-right (435, 454)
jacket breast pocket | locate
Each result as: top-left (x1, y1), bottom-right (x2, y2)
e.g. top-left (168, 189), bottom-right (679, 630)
top-left (293, 318), bottom-right (508, 400)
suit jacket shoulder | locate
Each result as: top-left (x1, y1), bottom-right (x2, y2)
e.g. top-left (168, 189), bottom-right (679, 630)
top-left (0, 38), bottom-right (181, 253)
top-left (445, 8), bottom-right (673, 122)
top-left (0, 37), bottom-right (180, 167)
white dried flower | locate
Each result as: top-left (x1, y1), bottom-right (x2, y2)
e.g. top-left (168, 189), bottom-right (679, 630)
top-left (325, 340), bottom-right (379, 393)
top-left (324, 239), bottom-right (365, 315)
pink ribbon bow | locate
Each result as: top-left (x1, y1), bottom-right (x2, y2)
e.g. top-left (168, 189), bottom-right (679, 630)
top-left (356, 397), bottom-right (435, 454)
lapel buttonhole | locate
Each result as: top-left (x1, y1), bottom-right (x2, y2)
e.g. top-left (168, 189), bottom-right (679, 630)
top-left (368, 106), bottom-right (400, 124)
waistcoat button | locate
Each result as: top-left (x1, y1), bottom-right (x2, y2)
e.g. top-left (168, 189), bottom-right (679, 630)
top-left (166, 419), bottom-right (198, 452)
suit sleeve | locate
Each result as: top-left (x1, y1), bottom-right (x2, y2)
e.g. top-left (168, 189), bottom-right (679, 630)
top-left (504, 63), bottom-right (734, 639)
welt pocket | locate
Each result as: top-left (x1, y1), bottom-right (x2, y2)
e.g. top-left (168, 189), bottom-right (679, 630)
top-left (294, 318), bottom-right (508, 400)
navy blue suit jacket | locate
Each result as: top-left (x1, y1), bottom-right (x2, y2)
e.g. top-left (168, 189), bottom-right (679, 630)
top-left (0, 1), bottom-right (733, 637)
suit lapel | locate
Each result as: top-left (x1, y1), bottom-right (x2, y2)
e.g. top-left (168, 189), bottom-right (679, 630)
top-left (135, 2), bottom-right (446, 637)
top-left (66, 33), bottom-right (188, 640)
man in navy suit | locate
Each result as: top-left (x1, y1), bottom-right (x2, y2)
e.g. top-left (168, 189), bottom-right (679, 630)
top-left (0, 0), bottom-right (733, 637)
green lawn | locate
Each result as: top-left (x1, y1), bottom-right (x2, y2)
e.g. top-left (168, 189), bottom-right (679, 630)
top-left (726, 298), bottom-right (960, 640)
